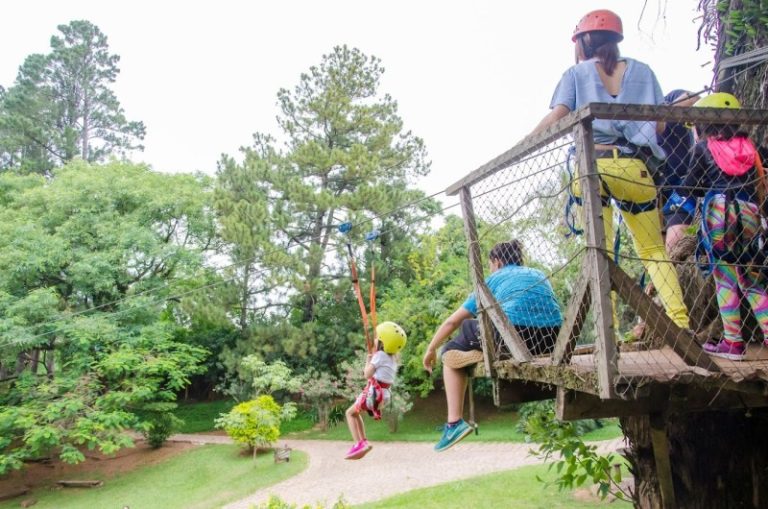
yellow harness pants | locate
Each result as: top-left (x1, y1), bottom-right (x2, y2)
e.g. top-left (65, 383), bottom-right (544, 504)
top-left (573, 153), bottom-right (690, 329)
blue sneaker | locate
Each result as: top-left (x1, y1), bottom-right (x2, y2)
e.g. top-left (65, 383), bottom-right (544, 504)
top-left (434, 419), bottom-right (473, 452)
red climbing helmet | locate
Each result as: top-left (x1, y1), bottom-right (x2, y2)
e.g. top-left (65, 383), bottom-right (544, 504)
top-left (572, 9), bottom-right (624, 42)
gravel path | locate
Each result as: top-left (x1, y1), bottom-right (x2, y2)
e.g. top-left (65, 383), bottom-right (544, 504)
top-left (169, 434), bottom-right (625, 508)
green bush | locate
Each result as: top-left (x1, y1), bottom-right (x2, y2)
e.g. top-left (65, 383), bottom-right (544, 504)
top-left (255, 495), bottom-right (349, 509)
top-left (143, 410), bottom-right (182, 449)
top-left (214, 395), bottom-right (296, 457)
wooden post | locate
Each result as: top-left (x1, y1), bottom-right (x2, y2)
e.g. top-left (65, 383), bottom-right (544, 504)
top-left (573, 121), bottom-right (617, 399)
top-left (650, 413), bottom-right (677, 509)
top-left (476, 284), bottom-right (532, 362)
top-left (459, 186), bottom-right (497, 377)
top-left (552, 268), bottom-right (591, 365)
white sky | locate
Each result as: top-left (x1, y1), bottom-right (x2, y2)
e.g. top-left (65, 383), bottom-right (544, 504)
top-left (2, 1), bottom-right (714, 203)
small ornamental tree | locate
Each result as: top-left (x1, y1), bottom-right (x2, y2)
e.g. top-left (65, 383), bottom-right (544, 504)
top-left (299, 368), bottom-right (344, 431)
top-left (215, 395), bottom-right (296, 458)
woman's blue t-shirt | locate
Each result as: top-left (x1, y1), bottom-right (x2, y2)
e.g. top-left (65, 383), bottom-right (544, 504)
top-left (549, 57), bottom-right (666, 159)
top-left (462, 264), bottom-right (562, 327)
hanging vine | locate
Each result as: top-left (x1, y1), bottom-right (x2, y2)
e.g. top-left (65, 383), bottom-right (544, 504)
top-left (698, 0), bottom-right (768, 121)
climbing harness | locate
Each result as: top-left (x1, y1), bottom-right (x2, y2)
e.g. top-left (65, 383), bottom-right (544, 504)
top-left (696, 158), bottom-right (768, 278)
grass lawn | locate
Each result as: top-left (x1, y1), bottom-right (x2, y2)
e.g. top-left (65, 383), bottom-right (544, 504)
top-left (173, 399), bottom-right (236, 433)
top-left (173, 394), bottom-right (622, 444)
top-left (0, 444), bottom-right (307, 509)
top-left (356, 462), bottom-right (626, 509)
top-left (284, 394), bottom-right (622, 443)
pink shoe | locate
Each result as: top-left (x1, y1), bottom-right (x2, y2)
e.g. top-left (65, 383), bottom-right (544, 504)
top-left (703, 339), bottom-right (745, 360)
top-left (344, 440), bottom-right (372, 460)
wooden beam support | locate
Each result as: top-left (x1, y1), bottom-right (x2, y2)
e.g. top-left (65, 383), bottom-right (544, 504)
top-left (574, 121), bottom-right (617, 399)
top-left (556, 384), bottom-right (768, 421)
top-left (477, 285), bottom-right (533, 363)
top-left (608, 259), bottom-right (720, 372)
top-left (556, 387), bottom-right (653, 420)
top-left (493, 361), bottom-right (600, 395)
top-left (553, 267), bottom-right (591, 365)
top-left (459, 186), bottom-right (497, 378)
top-left (650, 413), bottom-right (677, 509)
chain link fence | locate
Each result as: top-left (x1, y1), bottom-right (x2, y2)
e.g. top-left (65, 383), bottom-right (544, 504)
top-left (448, 103), bottom-right (768, 402)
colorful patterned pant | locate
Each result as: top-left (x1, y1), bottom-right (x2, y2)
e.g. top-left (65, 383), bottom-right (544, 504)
top-left (705, 195), bottom-right (768, 342)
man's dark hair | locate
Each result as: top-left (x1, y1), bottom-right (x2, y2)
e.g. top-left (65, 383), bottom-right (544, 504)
top-left (489, 240), bottom-right (524, 267)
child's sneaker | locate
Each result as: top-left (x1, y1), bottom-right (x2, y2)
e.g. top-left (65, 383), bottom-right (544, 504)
top-left (434, 419), bottom-right (473, 452)
top-left (344, 440), bottom-right (372, 460)
top-left (702, 339), bottom-right (745, 360)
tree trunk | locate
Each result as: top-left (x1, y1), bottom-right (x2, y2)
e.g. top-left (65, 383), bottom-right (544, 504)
top-left (621, 410), bottom-right (768, 508)
top-left (621, 235), bottom-right (768, 508)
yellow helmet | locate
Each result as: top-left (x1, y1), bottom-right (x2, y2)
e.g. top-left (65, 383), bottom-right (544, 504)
top-left (693, 92), bottom-right (741, 109)
top-left (376, 321), bottom-right (407, 354)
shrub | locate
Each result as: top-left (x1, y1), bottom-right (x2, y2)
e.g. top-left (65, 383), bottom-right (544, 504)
top-left (256, 495), bottom-right (349, 508)
top-left (215, 395), bottom-right (296, 458)
top-left (140, 406), bottom-right (183, 449)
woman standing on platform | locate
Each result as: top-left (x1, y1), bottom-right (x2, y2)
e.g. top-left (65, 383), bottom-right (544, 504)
top-left (530, 9), bottom-right (690, 330)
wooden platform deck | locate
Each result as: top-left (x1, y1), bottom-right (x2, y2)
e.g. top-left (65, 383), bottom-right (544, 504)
top-left (487, 344), bottom-right (768, 398)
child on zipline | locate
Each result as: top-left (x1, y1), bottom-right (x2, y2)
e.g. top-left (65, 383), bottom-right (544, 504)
top-left (344, 321), bottom-right (407, 460)
top-left (682, 93), bottom-right (768, 361)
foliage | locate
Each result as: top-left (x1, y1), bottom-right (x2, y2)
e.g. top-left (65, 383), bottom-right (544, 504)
top-left (0, 161), bottom-right (215, 472)
top-left (213, 45), bottom-right (438, 375)
top-left (138, 402), bottom-right (183, 448)
top-left (516, 400), bottom-right (605, 437)
top-left (215, 395), bottom-right (296, 454)
top-left (381, 389), bottom-right (414, 433)
top-left (172, 399), bottom-right (236, 433)
top-left (219, 355), bottom-right (303, 402)
top-left (520, 400), bottom-right (627, 501)
top-left (377, 216), bottom-right (472, 396)
top-left (299, 368), bottom-right (345, 431)
top-left (255, 496), bottom-right (349, 509)
top-left (698, 0), bottom-right (768, 112)
top-left (0, 20), bottom-right (144, 173)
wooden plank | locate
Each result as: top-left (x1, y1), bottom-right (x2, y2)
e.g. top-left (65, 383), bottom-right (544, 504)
top-left (556, 385), bottom-right (768, 421)
top-left (608, 260), bottom-right (720, 372)
top-left (553, 266), bottom-right (591, 365)
top-left (574, 121), bottom-right (617, 399)
top-left (557, 387), bottom-right (653, 420)
top-left (493, 361), bottom-right (601, 395)
top-left (587, 103), bottom-right (768, 125)
top-left (459, 187), bottom-right (496, 377)
top-left (650, 413), bottom-right (677, 509)
top-left (57, 480), bottom-right (104, 488)
top-left (476, 284), bottom-right (533, 363)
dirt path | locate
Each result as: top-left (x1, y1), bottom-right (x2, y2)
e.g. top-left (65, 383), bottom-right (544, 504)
top-left (169, 434), bottom-right (625, 508)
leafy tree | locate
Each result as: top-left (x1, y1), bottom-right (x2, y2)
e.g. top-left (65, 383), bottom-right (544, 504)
top-left (0, 160), bottom-right (216, 471)
top-left (215, 395), bottom-right (296, 458)
top-left (214, 45), bottom-right (438, 372)
top-left (219, 356), bottom-right (303, 403)
top-left (0, 20), bottom-right (145, 173)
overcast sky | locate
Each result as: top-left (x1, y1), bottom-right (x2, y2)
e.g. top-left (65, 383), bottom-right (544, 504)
top-left (3, 1), bottom-right (714, 203)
